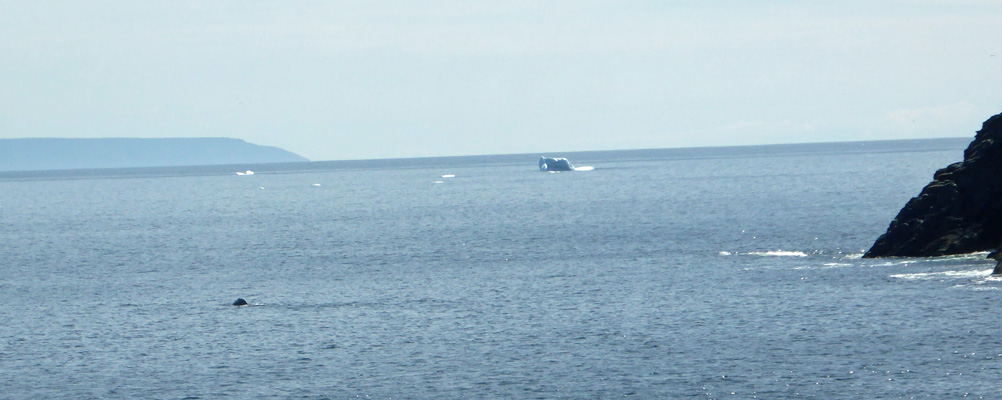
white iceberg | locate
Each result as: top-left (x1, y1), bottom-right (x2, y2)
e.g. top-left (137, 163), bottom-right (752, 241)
top-left (539, 156), bottom-right (593, 172)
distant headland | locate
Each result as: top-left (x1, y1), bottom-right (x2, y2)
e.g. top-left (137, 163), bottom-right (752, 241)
top-left (864, 112), bottom-right (1002, 271)
top-left (0, 137), bottom-right (308, 172)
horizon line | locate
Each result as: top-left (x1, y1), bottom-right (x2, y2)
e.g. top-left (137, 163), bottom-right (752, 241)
top-left (305, 136), bottom-right (972, 164)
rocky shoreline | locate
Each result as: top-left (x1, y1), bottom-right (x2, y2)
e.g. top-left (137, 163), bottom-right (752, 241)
top-left (863, 112), bottom-right (1002, 273)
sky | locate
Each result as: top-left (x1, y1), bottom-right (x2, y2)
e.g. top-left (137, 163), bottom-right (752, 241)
top-left (1, 1), bottom-right (1000, 161)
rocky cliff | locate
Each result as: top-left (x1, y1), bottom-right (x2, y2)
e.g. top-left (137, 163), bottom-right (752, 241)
top-left (864, 113), bottom-right (1002, 271)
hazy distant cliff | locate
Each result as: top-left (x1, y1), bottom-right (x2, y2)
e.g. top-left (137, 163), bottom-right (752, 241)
top-left (864, 113), bottom-right (1002, 259)
top-left (0, 138), bottom-right (309, 171)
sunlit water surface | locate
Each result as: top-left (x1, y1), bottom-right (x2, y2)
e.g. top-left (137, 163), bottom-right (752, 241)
top-left (3, 139), bottom-right (1000, 399)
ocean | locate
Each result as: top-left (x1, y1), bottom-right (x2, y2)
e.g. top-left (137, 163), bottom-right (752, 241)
top-left (2, 138), bottom-right (1000, 399)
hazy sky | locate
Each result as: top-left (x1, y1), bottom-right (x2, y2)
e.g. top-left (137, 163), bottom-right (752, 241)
top-left (2, 1), bottom-right (1000, 161)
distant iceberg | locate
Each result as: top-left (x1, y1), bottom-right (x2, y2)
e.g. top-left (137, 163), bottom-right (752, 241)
top-left (539, 157), bottom-right (574, 172)
top-left (539, 156), bottom-right (593, 172)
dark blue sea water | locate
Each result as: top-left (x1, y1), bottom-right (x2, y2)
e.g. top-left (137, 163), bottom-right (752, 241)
top-left (3, 138), bottom-right (1000, 399)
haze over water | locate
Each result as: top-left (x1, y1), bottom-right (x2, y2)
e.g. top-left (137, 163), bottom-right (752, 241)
top-left (3, 138), bottom-right (1000, 399)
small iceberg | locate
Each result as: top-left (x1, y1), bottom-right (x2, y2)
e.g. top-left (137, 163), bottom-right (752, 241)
top-left (236, 170), bottom-right (255, 176)
top-left (539, 156), bottom-right (573, 171)
top-left (539, 156), bottom-right (593, 172)
top-left (441, 174), bottom-right (455, 178)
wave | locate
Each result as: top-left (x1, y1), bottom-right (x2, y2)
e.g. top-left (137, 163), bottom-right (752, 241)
top-left (865, 251), bottom-right (992, 269)
top-left (929, 251), bottom-right (991, 261)
top-left (724, 249), bottom-right (984, 264)
top-left (889, 269), bottom-right (993, 281)
top-left (745, 250), bottom-right (808, 257)
top-left (869, 259), bottom-right (919, 267)
top-left (722, 249), bottom-right (850, 259)
top-left (966, 285), bottom-right (1002, 291)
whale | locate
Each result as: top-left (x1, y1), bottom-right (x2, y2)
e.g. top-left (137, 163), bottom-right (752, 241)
top-left (232, 298), bottom-right (248, 306)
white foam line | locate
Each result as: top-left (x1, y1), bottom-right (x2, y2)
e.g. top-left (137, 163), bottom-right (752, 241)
top-left (889, 269), bottom-right (993, 280)
top-left (746, 250), bottom-right (808, 257)
top-left (928, 252), bottom-right (991, 262)
top-left (870, 260), bottom-right (915, 267)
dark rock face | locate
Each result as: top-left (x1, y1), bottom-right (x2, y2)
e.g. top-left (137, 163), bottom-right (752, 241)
top-left (864, 113), bottom-right (1002, 261)
top-left (991, 251), bottom-right (1002, 275)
